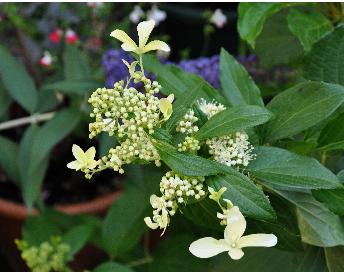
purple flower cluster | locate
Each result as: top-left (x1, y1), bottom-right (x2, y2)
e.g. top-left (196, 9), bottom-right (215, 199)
top-left (102, 49), bottom-right (221, 89)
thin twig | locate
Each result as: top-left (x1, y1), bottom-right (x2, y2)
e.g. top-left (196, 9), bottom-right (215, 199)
top-left (0, 112), bottom-right (55, 131)
top-left (127, 256), bottom-right (153, 268)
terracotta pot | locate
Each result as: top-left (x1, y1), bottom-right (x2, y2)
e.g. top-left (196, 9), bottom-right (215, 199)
top-left (0, 191), bottom-right (122, 272)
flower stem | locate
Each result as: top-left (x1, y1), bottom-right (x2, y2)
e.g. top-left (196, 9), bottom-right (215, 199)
top-left (127, 256), bottom-right (153, 268)
top-left (0, 112), bottom-right (55, 131)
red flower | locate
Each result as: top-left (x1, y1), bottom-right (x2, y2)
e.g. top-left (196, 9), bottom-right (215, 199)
top-left (39, 51), bottom-right (53, 67)
top-left (49, 29), bottom-right (63, 44)
top-left (65, 29), bottom-right (79, 44)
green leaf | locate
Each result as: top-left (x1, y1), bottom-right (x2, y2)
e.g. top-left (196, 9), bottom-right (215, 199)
top-left (42, 80), bottom-right (101, 95)
top-left (0, 135), bottom-right (20, 185)
top-left (147, 234), bottom-right (208, 272)
top-left (265, 81), bottom-right (344, 142)
top-left (247, 146), bottom-right (341, 190)
top-left (180, 198), bottom-right (222, 231)
top-left (317, 112), bottom-right (344, 151)
top-left (268, 189), bottom-right (344, 247)
top-left (287, 7), bottom-right (333, 51)
top-left (209, 246), bottom-right (327, 272)
top-left (0, 84), bottom-right (11, 119)
top-left (194, 105), bottom-right (272, 140)
top-left (255, 10), bottom-right (304, 67)
top-left (36, 88), bottom-right (59, 113)
top-left (93, 262), bottom-right (134, 272)
top-left (63, 224), bottom-right (95, 260)
top-left (164, 82), bottom-right (203, 132)
top-left (304, 25), bottom-right (344, 85)
top-left (219, 48), bottom-right (263, 107)
top-left (23, 215), bottom-right (61, 246)
top-left (152, 140), bottom-right (226, 177)
top-left (142, 54), bottom-right (227, 105)
top-left (63, 45), bottom-right (91, 80)
top-left (0, 45), bottom-right (38, 113)
top-left (325, 247), bottom-right (344, 272)
top-left (237, 3), bottom-right (286, 48)
top-left (207, 173), bottom-right (276, 221)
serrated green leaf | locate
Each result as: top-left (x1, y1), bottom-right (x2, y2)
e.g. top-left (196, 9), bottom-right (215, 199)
top-left (287, 7), bottom-right (333, 51)
top-left (265, 81), bottom-right (344, 142)
top-left (0, 45), bottom-right (38, 113)
top-left (194, 106), bottom-right (272, 140)
top-left (304, 25), bottom-right (344, 85)
top-left (207, 173), bottom-right (276, 221)
top-left (317, 111), bottom-right (344, 151)
top-left (248, 146), bottom-right (340, 190)
top-left (220, 48), bottom-right (263, 106)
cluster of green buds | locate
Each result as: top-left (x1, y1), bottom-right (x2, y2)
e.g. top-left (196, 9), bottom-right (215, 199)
top-left (177, 136), bottom-right (200, 153)
top-left (16, 237), bottom-right (71, 272)
top-left (145, 171), bottom-right (206, 233)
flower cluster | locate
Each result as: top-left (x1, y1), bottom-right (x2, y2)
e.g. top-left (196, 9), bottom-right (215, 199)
top-left (145, 171), bottom-right (206, 232)
top-left (198, 98), bottom-right (226, 118)
top-left (178, 136), bottom-right (200, 153)
top-left (207, 132), bottom-right (255, 168)
top-left (130, 4), bottom-right (166, 26)
top-left (16, 237), bottom-right (71, 272)
top-left (176, 109), bottom-right (199, 134)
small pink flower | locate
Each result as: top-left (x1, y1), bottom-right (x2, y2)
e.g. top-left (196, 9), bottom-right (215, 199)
top-left (39, 51), bottom-right (53, 67)
top-left (49, 29), bottom-right (63, 44)
top-left (210, 9), bottom-right (227, 29)
top-left (65, 29), bottom-right (79, 44)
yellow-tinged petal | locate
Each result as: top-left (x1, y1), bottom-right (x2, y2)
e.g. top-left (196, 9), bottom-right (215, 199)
top-left (142, 40), bottom-right (170, 53)
top-left (144, 217), bottom-right (158, 229)
top-left (166, 94), bottom-right (174, 103)
top-left (238, 234), bottom-right (277, 248)
top-left (72, 144), bottom-right (87, 164)
top-left (110, 29), bottom-right (137, 51)
top-left (189, 237), bottom-right (229, 258)
top-left (85, 146), bottom-right (96, 161)
top-left (159, 96), bottom-right (173, 120)
top-left (67, 160), bottom-right (81, 170)
top-left (224, 206), bottom-right (246, 243)
top-left (137, 20), bottom-right (155, 48)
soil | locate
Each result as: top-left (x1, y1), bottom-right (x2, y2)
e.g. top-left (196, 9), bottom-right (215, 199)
top-left (0, 133), bottom-right (122, 206)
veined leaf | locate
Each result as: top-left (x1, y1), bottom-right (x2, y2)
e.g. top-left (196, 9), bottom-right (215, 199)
top-left (207, 173), bottom-right (276, 221)
top-left (194, 105), bottom-right (272, 140)
top-left (265, 81), bottom-right (344, 142)
top-left (41, 80), bottom-right (101, 95)
top-left (220, 48), bottom-right (263, 107)
top-left (63, 45), bottom-right (91, 80)
top-left (0, 135), bottom-right (20, 184)
top-left (247, 146), bottom-right (341, 190)
top-left (325, 247), bottom-right (344, 272)
top-left (93, 262), bottom-right (134, 272)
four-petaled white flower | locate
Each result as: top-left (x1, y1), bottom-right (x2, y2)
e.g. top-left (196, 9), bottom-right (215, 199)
top-left (147, 5), bottom-right (167, 26)
top-left (110, 20), bottom-right (170, 55)
top-left (210, 9), bottom-right (227, 29)
top-left (189, 206), bottom-right (277, 260)
top-left (67, 144), bottom-right (99, 171)
top-left (129, 5), bottom-right (144, 23)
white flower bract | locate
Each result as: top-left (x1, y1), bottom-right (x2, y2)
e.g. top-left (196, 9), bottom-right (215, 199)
top-left (189, 205), bottom-right (277, 260)
top-left (198, 98), bottom-right (226, 119)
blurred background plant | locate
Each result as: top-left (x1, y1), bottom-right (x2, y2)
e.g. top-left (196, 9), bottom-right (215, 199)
top-left (0, 2), bottom-right (343, 272)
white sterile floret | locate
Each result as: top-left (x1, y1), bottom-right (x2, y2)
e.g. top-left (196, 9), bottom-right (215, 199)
top-left (176, 109), bottom-right (199, 134)
top-left (144, 171), bottom-right (206, 234)
top-left (198, 98), bottom-right (226, 118)
top-left (189, 205), bottom-right (277, 260)
top-left (207, 132), bottom-right (255, 168)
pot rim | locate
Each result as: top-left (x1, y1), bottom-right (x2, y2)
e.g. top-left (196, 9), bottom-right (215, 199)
top-left (0, 190), bottom-right (122, 221)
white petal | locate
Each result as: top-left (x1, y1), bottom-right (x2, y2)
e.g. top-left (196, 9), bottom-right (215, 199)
top-left (238, 234), bottom-right (278, 248)
top-left (110, 29), bottom-right (137, 51)
top-left (228, 248), bottom-right (244, 260)
top-left (66, 160), bottom-right (81, 170)
top-left (137, 20), bottom-right (155, 48)
top-left (144, 217), bottom-right (158, 229)
top-left (224, 206), bottom-right (246, 243)
top-left (167, 94), bottom-right (174, 103)
top-left (85, 146), bottom-right (96, 160)
top-left (142, 40), bottom-right (170, 53)
top-left (72, 144), bottom-right (87, 163)
top-left (189, 237), bottom-right (229, 258)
